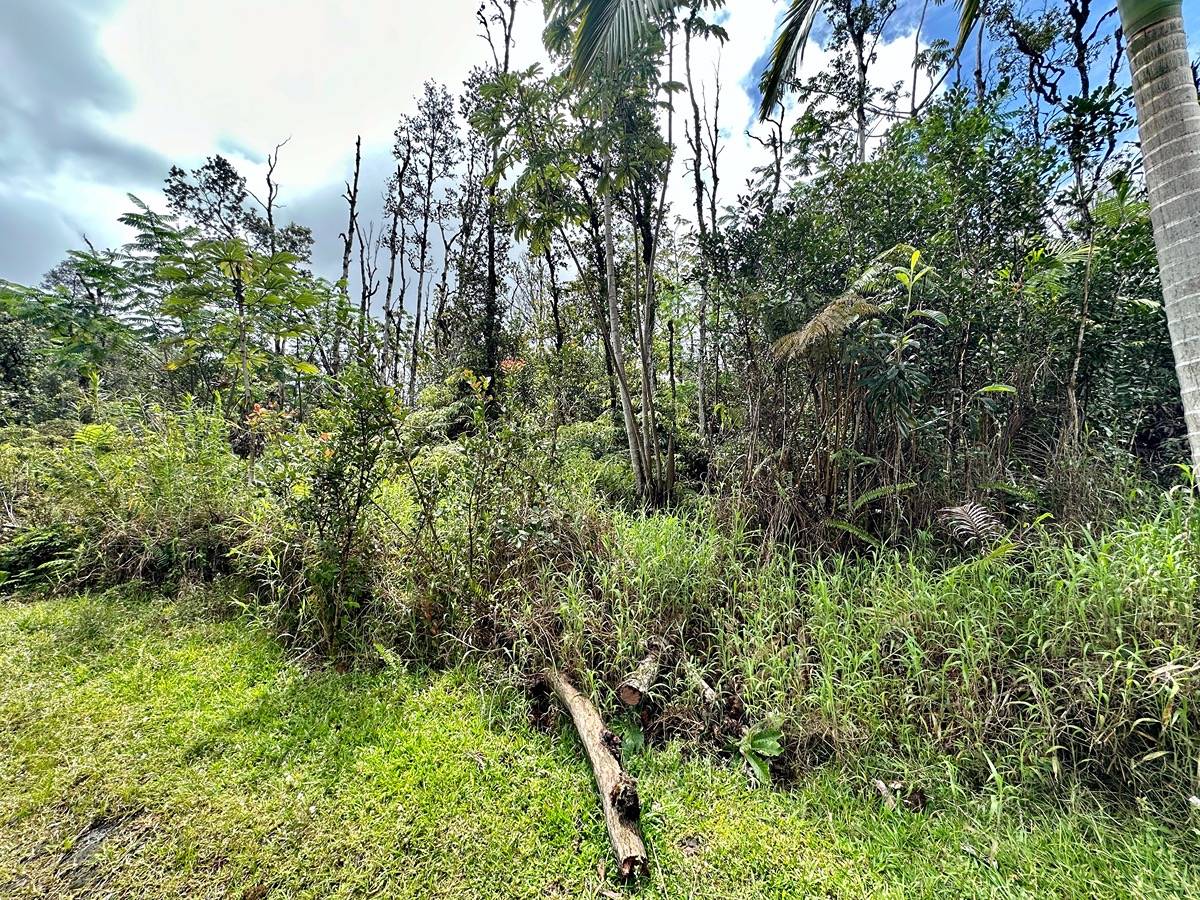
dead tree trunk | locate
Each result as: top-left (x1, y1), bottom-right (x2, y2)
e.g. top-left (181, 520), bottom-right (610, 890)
top-left (545, 669), bottom-right (649, 881)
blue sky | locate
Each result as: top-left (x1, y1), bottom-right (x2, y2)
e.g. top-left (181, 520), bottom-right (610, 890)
top-left (2, 0), bottom-right (1197, 289)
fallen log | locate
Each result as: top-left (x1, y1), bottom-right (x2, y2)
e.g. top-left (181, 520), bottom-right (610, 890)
top-left (545, 668), bottom-right (649, 880)
top-left (617, 638), bottom-right (666, 707)
top-left (683, 658), bottom-right (718, 708)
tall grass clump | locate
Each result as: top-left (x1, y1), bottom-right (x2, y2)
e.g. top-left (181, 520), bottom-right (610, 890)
top-left (541, 490), bottom-right (1200, 802)
top-left (1, 401), bottom-right (252, 590)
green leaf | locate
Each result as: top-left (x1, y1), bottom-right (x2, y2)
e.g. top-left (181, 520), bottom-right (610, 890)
top-left (908, 309), bottom-right (948, 327)
top-left (824, 518), bottom-right (881, 548)
top-left (851, 482), bottom-right (917, 513)
top-left (979, 481), bottom-right (1037, 502)
top-left (745, 750), bottom-right (772, 785)
top-left (749, 728), bottom-right (783, 757)
top-left (976, 384), bottom-right (1016, 395)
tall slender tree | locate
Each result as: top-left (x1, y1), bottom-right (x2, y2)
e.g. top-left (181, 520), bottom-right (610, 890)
top-left (1118, 0), bottom-right (1200, 469)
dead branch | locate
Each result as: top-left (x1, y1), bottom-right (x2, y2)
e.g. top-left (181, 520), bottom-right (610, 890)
top-left (545, 669), bottom-right (649, 881)
top-left (683, 657), bottom-right (718, 708)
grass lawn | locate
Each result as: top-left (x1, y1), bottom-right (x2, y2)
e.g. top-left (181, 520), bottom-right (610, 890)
top-left (1, 590), bottom-right (1197, 899)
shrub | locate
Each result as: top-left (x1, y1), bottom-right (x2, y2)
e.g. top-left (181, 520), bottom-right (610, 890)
top-left (235, 365), bottom-right (395, 656)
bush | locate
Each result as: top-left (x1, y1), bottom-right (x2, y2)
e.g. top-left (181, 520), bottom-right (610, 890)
top-left (234, 366), bottom-right (395, 656)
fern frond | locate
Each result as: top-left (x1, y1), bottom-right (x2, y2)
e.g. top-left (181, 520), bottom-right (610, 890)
top-left (771, 297), bottom-right (880, 361)
top-left (824, 518), bottom-right (881, 548)
top-left (939, 502), bottom-right (1003, 547)
top-left (851, 481), bottom-right (917, 513)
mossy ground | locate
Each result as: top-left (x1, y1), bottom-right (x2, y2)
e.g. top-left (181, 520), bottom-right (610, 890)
top-left (1, 591), bottom-right (1197, 899)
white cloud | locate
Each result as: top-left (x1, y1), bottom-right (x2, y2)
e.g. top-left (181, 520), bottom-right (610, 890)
top-left (2, 0), bottom-right (933, 286)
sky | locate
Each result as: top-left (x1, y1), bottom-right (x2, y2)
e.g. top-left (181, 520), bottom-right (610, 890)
top-left (1, 0), bottom-right (1193, 289)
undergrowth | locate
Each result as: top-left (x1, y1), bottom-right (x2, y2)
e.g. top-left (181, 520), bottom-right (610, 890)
top-left (4, 591), bottom-right (1197, 898)
top-left (2, 403), bottom-right (1199, 814)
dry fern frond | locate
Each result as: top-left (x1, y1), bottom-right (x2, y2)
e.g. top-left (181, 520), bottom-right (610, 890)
top-left (772, 243), bottom-right (915, 363)
top-left (939, 501), bottom-right (1004, 547)
top-left (772, 297), bottom-right (880, 361)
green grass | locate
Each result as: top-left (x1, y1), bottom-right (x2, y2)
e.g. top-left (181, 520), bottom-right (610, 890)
top-left (1, 591), bottom-right (1198, 899)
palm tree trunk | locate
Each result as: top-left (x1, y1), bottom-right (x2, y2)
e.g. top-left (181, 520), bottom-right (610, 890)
top-left (1122, 0), bottom-right (1200, 469)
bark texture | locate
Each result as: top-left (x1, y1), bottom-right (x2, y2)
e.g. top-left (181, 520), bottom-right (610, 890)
top-left (618, 640), bottom-right (666, 707)
top-left (1125, 13), bottom-right (1200, 469)
top-left (545, 669), bottom-right (649, 880)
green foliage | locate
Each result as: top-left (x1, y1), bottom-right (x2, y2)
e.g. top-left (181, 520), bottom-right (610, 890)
top-left (0, 524), bottom-right (77, 593)
top-left (735, 723), bottom-right (784, 786)
top-left (387, 381), bottom-right (569, 663)
top-left (1, 405), bottom-right (251, 590)
top-left (234, 366), bottom-right (397, 655)
top-left (158, 238), bottom-right (324, 412)
top-left (1, 2), bottom-right (1192, 865)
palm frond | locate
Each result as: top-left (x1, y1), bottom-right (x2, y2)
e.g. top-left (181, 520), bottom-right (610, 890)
top-left (772, 243), bottom-right (914, 362)
top-left (1022, 238), bottom-right (1093, 297)
top-left (954, 0), bottom-right (982, 55)
top-left (568, 0), bottom-right (677, 78)
top-left (758, 0), bottom-right (821, 119)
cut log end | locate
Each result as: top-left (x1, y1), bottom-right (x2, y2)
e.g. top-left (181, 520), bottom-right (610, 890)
top-left (618, 639), bottom-right (667, 708)
top-left (618, 853), bottom-right (650, 881)
top-left (616, 683), bottom-right (644, 707)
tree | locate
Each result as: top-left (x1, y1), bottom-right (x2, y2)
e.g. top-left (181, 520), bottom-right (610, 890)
top-left (158, 237), bottom-right (321, 413)
top-left (1118, 0), bottom-right (1200, 470)
top-left (395, 82), bottom-right (460, 402)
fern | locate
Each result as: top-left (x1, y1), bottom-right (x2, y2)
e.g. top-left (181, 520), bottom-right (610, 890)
top-left (939, 502), bottom-right (1003, 547)
top-left (851, 481), bottom-right (917, 512)
top-left (771, 296), bottom-right (880, 361)
top-left (824, 518), bottom-right (881, 548)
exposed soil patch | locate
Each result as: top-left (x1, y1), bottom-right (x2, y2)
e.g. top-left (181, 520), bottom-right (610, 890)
top-left (57, 808), bottom-right (149, 892)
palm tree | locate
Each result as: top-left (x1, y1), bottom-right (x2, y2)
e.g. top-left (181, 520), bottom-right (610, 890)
top-left (562, 0), bottom-right (1200, 469)
top-left (562, 0), bottom-right (820, 118)
top-left (1117, 0), bottom-right (1200, 470)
